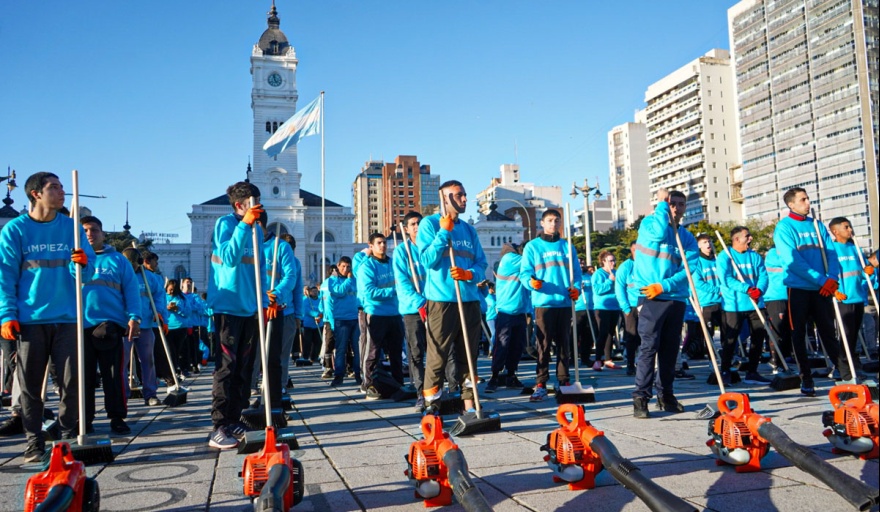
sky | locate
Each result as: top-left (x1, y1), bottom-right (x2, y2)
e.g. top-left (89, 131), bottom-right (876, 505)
top-left (0, 1), bottom-right (733, 242)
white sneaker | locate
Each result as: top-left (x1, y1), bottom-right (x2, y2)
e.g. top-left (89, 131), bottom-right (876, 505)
top-left (209, 427), bottom-right (239, 450)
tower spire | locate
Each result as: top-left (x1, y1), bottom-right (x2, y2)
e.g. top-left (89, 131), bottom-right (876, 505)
top-left (123, 201), bottom-right (131, 232)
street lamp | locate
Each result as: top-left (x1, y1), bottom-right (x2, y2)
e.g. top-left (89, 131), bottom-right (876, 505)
top-left (490, 198), bottom-right (533, 242)
top-left (570, 179), bottom-right (602, 266)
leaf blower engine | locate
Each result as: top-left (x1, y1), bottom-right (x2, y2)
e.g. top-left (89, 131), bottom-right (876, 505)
top-left (24, 442), bottom-right (100, 512)
top-left (822, 384), bottom-right (879, 460)
top-left (540, 405), bottom-right (603, 490)
top-left (706, 393), bottom-right (770, 473)
top-left (405, 415), bottom-right (457, 507)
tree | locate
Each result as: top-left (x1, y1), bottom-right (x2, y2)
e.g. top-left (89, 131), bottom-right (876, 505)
top-left (105, 231), bottom-right (153, 254)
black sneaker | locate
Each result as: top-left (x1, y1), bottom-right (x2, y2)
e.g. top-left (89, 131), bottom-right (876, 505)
top-left (743, 372), bottom-right (771, 385)
top-left (365, 386), bottom-right (382, 400)
top-left (330, 376), bottom-right (343, 387)
top-left (626, 366), bottom-right (636, 376)
top-left (721, 371), bottom-right (732, 387)
top-left (633, 397), bottom-right (649, 419)
top-left (484, 376), bottom-right (500, 393)
top-left (656, 395), bottom-right (685, 413)
top-left (0, 415), bottom-right (23, 437)
top-left (226, 422), bottom-right (249, 442)
top-left (23, 440), bottom-right (45, 463)
top-left (674, 369), bottom-right (696, 380)
top-left (320, 369), bottom-right (334, 380)
top-left (505, 375), bottom-right (524, 389)
top-left (801, 385), bottom-right (816, 397)
top-left (414, 396), bottom-right (425, 414)
top-left (191, 366), bottom-right (201, 375)
top-left (110, 418), bottom-right (131, 435)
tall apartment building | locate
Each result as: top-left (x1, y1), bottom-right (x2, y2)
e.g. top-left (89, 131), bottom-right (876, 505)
top-left (382, 155), bottom-right (440, 234)
top-left (608, 114), bottom-right (652, 230)
top-left (352, 160), bottom-right (385, 243)
top-left (729, 0), bottom-right (879, 247)
top-left (645, 49), bottom-right (743, 225)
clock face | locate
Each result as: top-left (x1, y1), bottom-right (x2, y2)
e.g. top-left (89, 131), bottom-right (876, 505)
top-left (267, 73), bottom-right (282, 87)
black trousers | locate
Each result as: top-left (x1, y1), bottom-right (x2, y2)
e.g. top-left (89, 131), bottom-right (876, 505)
top-left (83, 323), bottom-right (127, 425)
top-left (211, 313), bottom-right (258, 428)
top-left (836, 302), bottom-right (864, 381)
top-left (301, 327), bottom-right (321, 360)
top-left (594, 309), bottom-right (621, 361)
top-left (535, 307), bottom-right (572, 385)
top-left (265, 316), bottom-right (285, 408)
top-left (788, 288), bottom-right (839, 387)
top-left (722, 310), bottom-right (765, 374)
top-left (766, 299), bottom-right (792, 363)
top-left (633, 300), bottom-right (685, 400)
top-left (364, 314), bottom-right (404, 389)
top-left (402, 314), bottom-right (427, 392)
top-left (575, 310), bottom-right (596, 365)
top-left (622, 309), bottom-right (641, 368)
top-left (492, 312), bottom-right (526, 376)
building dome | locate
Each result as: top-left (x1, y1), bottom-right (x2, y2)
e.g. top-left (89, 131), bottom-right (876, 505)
top-left (258, 4), bottom-right (290, 56)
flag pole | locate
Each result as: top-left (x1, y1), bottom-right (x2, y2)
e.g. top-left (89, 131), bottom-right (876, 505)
top-left (320, 91), bottom-right (326, 283)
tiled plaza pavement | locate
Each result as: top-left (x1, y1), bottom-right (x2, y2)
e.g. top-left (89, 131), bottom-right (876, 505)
top-left (0, 355), bottom-right (877, 511)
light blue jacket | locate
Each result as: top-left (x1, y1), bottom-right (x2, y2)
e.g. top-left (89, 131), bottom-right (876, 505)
top-left (208, 214), bottom-right (268, 316)
top-left (631, 201), bottom-right (699, 302)
top-left (328, 274), bottom-right (359, 321)
top-left (166, 292), bottom-right (189, 330)
top-left (773, 215), bottom-right (840, 291)
top-left (417, 214), bottom-right (487, 303)
top-left (764, 248), bottom-right (787, 302)
top-left (83, 246), bottom-right (141, 328)
top-left (693, 255), bottom-right (722, 307)
top-left (137, 268), bottom-right (167, 329)
top-left (832, 240), bottom-right (878, 305)
top-left (520, 235), bottom-right (582, 309)
top-left (614, 259), bottom-right (639, 314)
top-left (357, 255), bottom-right (399, 316)
top-left (591, 268), bottom-right (620, 311)
top-left (494, 250), bottom-right (530, 315)
top-left (717, 248), bottom-right (768, 312)
top-left (576, 273), bottom-right (593, 312)
top-left (262, 234), bottom-right (298, 318)
top-left (393, 241), bottom-right (426, 315)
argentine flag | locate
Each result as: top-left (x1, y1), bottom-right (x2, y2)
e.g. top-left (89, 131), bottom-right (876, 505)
top-left (263, 96), bottom-right (322, 157)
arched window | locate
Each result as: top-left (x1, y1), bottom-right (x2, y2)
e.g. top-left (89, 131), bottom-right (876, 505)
top-left (314, 231), bottom-right (335, 243)
top-left (490, 236), bottom-right (495, 246)
top-left (174, 265), bottom-right (187, 281)
top-left (272, 121), bottom-right (278, 132)
top-left (266, 121), bottom-right (271, 133)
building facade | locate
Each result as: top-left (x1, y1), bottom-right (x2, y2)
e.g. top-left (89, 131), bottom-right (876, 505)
top-left (729, 0), bottom-right (879, 247)
top-left (352, 160), bottom-right (385, 243)
top-left (607, 118), bottom-right (652, 230)
top-left (382, 155), bottom-right (440, 235)
top-left (644, 49), bottom-right (743, 225)
top-left (476, 164), bottom-right (562, 240)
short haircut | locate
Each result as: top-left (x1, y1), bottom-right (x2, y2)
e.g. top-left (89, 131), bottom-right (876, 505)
top-left (541, 209), bottom-right (561, 220)
top-left (630, 240), bottom-right (638, 247)
top-left (326, 264), bottom-right (337, 276)
top-left (182, 277), bottom-right (192, 283)
top-left (403, 211), bottom-right (423, 225)
top-left (280, 233), bottom-right (296, 250)
top-left (142, 250), bottom-right (158, 262)
top-left (226, 181), bottom-right (261, 208)
top-left (439, 179), bottom-right (463, 190)
top-left (368, 232), bottom-right (386, 244)
top-left (80, 215), bottom-right (103, 230)
top-left (121, 247), bottom-right (142, 266)
top-left (696, 233), bottom-right (712, 243)
top-left (783, 187), bottom-right (806, 207)
top-left (597, 250), bottom-right (614, 263)
top-left (829, 217), bottom-right (850, 231)
top-left (730, 226), bottom-right (749, 239)
top-left (669, 190), bottom-right (686, 202)
top-left (24, 172), bottom-right (59, 205)
top-left (338, 256), bottom-right (352, 266)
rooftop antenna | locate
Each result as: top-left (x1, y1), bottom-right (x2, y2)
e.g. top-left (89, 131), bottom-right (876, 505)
top-left (123, 201), bottom-right (131, 232)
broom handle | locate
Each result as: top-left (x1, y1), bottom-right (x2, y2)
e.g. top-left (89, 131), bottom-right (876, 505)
top-left (399, 222), bottom-right (422, 295)
top-left (72, 170), bottom-right (87, 438)
top-left (440, 191), bottom-right (483, 413)
top-left (250, 197), bottom-right (271, 427)
top-left (42, 363), bottom-right (50, 402)
top-left (564, 203), bottom-right (580, 383)
top-left (812, 211), bottom-right (856, 381)
top-left (133, 242), bottom-right (181, 390)
top-left (665, 204), bottom-right (725, 393)
top-left (852, 235), bottom-right (879, 313)
top-left (714, 231), bottom-right (790, 372)
top-left (129, 343), bottom-right (136, 389)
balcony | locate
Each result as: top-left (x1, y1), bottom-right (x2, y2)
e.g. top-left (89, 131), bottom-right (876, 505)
top-left (646, 95), bottom-right (700, 128)
top-left (647, 123), bottom-right (702, 153)
top-left (649, 154), bottom-right (704, 180)
top-left (648, 110), bottom-right (701, 141)
top-left (646, 81), bottom-right (700, 114)
top-left (729, 164), bottom-right (744, 204)
top-left (649, 138), bottom-right (703, 166)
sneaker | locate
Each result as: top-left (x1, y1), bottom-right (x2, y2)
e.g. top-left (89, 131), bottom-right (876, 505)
top-left (592, 361), bottom-right (603, 371)
top-left (505, 375), bottom-right (524, 389)
top-left (321, 369), bottom-right (334, 380)
top-left (0, 415), bottom-right (24, 437)
top-left (484, 376), bottom-right (500, 393)
top-left (414, 396), bottom-right (425, 413)
top-left (674, 369), bottom-right (696, 380)
top-left (626, 366), bottom-right (636, 376)
top-left (110, 418), bottom-right (131, 435)
top-left (681, 361), bottom-right (690, 370)
top-left (23, 441), bottom-right (46, 463)
top-left (346, 370), bottom-right (356, 379)
top-left (633, 397), bottom-right (649, 419)
top-left (529, 384), bottom-right (548, 402)
top-left (743, 372), bottom-right (771, 385)
top-left (721, 371), bottom-right (732, 388)
top-left (191, 366), bottom-right (201, 375)
top-left (330, 376), bottom-right (343, 387)
top-left (656, 395), bottom-right (685, 413)
top-left (226, 422), bottom-right (249, 442)
top-left (365, 386), bottom-right (382, 400)
top-left (800, 385), bottom-right (816, 397)
top-left (354, 375), bottom-right (363, 387)
top-left (209, 427), bottom-right (239, 450)
top-left (147, 397), bottom-right (161, 407)
top-left (604, 361), bottom-right (620, 370)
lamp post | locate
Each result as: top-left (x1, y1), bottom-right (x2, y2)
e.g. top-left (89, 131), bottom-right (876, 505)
top-left (490, 197), bottom-right (533, 242)
top-left (570, 179), bottom-right (602, 266)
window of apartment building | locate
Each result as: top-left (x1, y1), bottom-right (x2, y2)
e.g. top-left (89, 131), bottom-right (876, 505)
top-left (710, 133), bottom-right (715, 140)
top-left (712, 162), bottom-right (717, 169)
top-left (715, 206), bottom-right (719, 213)
top-left (712, 148), bottom-right (716, 154)
top-left (714, 191), bottom-right (718, 198)
top-left (708, 105), bottom-right (713, 111)
top-left (709, 119), bottom-right (714, 125)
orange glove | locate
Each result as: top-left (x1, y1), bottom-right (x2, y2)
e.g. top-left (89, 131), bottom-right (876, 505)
top-left (439, 215), bottom-right (454, 232)
top-left (162, 322), bottom-right (169, 335)
top-left (242, 204), bottom-right (264, 226)
top-left (641, 283), bottom-right (664, 300)
top-left (530, 277), bottom-right (543, 290)
top-left (819, 278), bottom-right (839, 297)
top-left (187, 327), bottom-right (193, 336)
top-left (747, 287), bottom-right (762, 301)
top-left (450, 267), bottom-right (473, 281)
top-left (267, 291), bottom-right (277, 306)
top-left (1, 320), bottom-right (20, 340)
top-left (316, 314), bottom-right (323, 325)
top-left (865, 265), bottom-right (875, 276)
top-left (265, 304), bottom-right (281, 321)
top-left (418, 304), bottom-right (427, 323)
top-left (71, 248), bottom-right (88, 267)
top-left (834, 290), bottom-right (848, 301)
top-left (568, 288), bottom-right (580, 301)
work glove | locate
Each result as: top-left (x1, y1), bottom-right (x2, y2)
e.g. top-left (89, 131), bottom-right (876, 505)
top-left (162, 322), bottom-right (169, 335)
top-left (641, 283), bottom-right (664, 300)
top-left (439, 215), bottom-right (454, 232)
top-left (268, 291), bottom-right (277, 306)
top-left (747, 287), bottom-right (762, 301)
top-left (418, 304), bottom-right (428, 323)
top-left (568, 288), bottom-right (580, 301)
top-left (1, 320), bottom-right (20, 341)
top-left (450, 267), bottom-right (473, 281)
top-left (834, 291), bottom-right (848, 302)
top-left (316, 314), bottom-right (323, 325)
top-left (187, 327), bottom-right (193, 336)
top-left (819, 278), bottom-right (839, 297)
top-left (530, 277), bottom-right (543, 290)
top-left (265, 304), bottom-right (281, 321)
top-left (71, 248), bottom-right (88, 267)
top-left (242, 204), bottom-right (264, 226)
top-left (865, 265), bottom-right (875, 276)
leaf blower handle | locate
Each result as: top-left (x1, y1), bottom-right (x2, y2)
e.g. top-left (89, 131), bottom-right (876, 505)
top-left (564, 203), bottom-right (580, 384)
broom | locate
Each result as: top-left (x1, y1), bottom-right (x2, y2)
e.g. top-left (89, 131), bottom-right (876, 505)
top-left (128, 344), bottom-right (143, 400)
top-left (556, 203), bottom-right (595, 404)
top-left (714, 231), bottom-right (799, 391)
top-left (68, 170), bottom-right (114, 465)
top-left (132, 241), bottom-right (187, 407)
top-left (438, 192), bottom-right (500, 436)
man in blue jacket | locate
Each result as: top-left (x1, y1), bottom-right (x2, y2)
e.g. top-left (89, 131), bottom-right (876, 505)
top-left (120, 246), bottom-right (164, 407)
top-left (0, 172), bottom-right (95, 461)
top-left (278, 234), bottom-right (303, 393)
top-left (615, 242), bottom-right (640, 375)
top-left (764, 246), bottom-right (792, 372)
top-left (772, 187), bottom-right (841, 396)
top-left (81, 216), bottom-right (141, 435)
top-left (520, 210), bottom-right (582, 401)
top-left (631, 189), bottom-right (698, 418)
top-left (486, 243), bottom-right (529, 392)
top-left (206, 181), bottom-right (272, 450)
top-left (328, 257), bottom-right (362, 388)
top-left (417, 180), bottom-right (487, 415)
top-left (394, 211), bottom-right (428, 411)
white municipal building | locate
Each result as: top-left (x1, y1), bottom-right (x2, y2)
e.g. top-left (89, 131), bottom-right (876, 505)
top-left (148, 5), bottom-right (354, 290)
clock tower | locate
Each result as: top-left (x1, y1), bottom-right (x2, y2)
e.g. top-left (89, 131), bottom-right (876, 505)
top-left (250, 2), bottom-right (305, 239)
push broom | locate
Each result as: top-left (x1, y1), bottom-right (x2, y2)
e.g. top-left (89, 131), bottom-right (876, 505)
top-left (132, 241), bottom-right (187, 407)
top-left (556, 203), bottom-right (595, 404)
top-left (69, 170), bottom-right (114, 465)
top-left (239, 201), bottom-right (298, 454)
top-left (714, 231), bottom-right (799, 391)
top-left (439, 193), bottom-right (500, 436)
top-left (128, 344), bottom-right (143, 400)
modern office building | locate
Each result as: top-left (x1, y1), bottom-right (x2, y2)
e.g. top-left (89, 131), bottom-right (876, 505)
top-left (352, 160), bottom-right (385, 243)
top-left (729, 0), bottom-right (879, 247)
top-left (476, 164), bottom-right (562, 240)
top-left (644, 49), bottom-right (743, 225)
top-left (608, 115), bottom-right (652, 230)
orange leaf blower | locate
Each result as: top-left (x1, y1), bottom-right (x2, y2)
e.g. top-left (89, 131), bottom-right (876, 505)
top-left (823, 384), bottom-right (879, 460)
top-left (241, 426), bottom-right (304, 511)
top-left (24, 442), bottom-right (100, 512)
